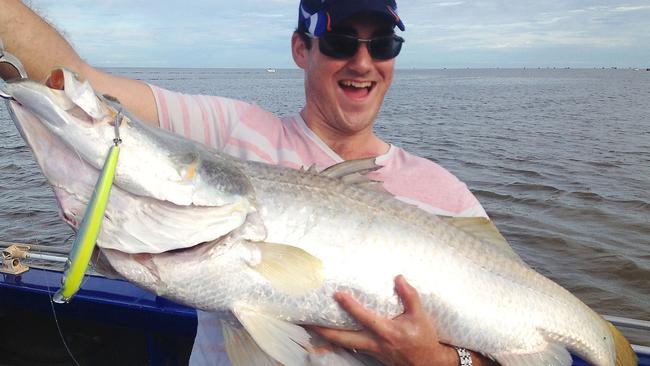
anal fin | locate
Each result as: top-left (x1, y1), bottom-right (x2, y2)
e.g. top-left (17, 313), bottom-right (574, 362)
top-left (231, 304), bottom-right (369, 366)
top-left (495, 342), bottom-right (572, 366)
top-left (232, 304), bottom-right (312, 366)
top-left (222, 320), bottom-right (278, 366)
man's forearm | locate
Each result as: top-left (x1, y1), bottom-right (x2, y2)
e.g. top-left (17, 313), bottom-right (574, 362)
top-left (0, 0), bottom-right (85, 82)
top-left (0, 0), bottom-right (159, 125)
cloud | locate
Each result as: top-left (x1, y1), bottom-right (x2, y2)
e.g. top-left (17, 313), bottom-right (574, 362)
top-left (433, 2), bottom-right (464, 7)
top-left (25, 0), bottom-right (650, 68)
top-left (613, 5), bottom-right (650, 11)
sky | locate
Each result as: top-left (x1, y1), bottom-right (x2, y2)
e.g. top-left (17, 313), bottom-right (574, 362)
top-left (25, 0), bottom-right (650, 69)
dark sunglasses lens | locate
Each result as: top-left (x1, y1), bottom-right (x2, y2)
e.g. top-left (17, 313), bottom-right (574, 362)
top-left (319, 34), bottom-right (358, 59)
top-left (370, 36), bottom-right (403, 60)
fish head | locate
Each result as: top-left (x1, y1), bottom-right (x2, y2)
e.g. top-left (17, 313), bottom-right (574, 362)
top-left (2, 68), bottom-right (123, 173)
top-left (1, 69), bottom-right (115, 233)
top-left (4, 68), bottom-right (258, 254)
top-left (3, 68), bottom-right (115, 130)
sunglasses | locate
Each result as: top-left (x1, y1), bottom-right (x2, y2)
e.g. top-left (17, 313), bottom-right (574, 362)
top-left (308, 33), bottom-right (405, 60)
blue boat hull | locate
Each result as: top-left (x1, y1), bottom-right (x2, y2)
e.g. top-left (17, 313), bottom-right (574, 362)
top-left (1, 268), bottom-right (648, 365)
top-left (1, 267), bottom-right (196, 365)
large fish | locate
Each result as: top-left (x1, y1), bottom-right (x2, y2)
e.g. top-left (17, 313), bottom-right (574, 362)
top-left (0, 69), bottom-right (637, 366)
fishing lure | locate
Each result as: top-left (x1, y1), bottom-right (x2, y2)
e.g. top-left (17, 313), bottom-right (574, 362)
top-left (53, 112), bottom-right (122, 303)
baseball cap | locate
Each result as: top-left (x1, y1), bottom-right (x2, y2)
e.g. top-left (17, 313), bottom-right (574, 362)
top-left (299, 0), bottom-right (405, 37)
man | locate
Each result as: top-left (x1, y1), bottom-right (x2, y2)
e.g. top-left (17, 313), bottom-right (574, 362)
top-left (1, 0), bottom-right (495, 365)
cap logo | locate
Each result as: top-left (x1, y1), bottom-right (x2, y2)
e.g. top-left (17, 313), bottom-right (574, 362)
top-left (326, 12), bottom-right (332, 32)
top-left (301, 4), bottom-right (325, 36)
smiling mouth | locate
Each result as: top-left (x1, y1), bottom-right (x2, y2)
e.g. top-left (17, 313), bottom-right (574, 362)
top-left (339, 80), bottom-right (375, 99)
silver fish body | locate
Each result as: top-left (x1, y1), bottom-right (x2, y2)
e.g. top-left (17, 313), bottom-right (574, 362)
top-left (1, 70), bottom-right (635, 366)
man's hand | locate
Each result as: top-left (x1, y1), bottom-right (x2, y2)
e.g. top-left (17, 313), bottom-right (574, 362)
top-left (311, 275), bottom-right (458, 366)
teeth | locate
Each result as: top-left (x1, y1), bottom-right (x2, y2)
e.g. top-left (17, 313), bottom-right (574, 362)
top-left (340, 80), bottom-right (372, 89)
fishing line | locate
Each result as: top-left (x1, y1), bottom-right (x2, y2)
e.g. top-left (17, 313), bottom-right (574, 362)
top-left (48, 285), bottom-right (82, 366)
top-left (43, 234), bottom-right (82, 366)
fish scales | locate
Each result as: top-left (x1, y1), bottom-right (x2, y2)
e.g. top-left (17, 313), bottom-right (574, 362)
top-left (230, 159), bottom-right (612, 360)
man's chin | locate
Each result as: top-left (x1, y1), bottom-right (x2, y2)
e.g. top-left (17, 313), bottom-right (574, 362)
top-left (338, 114), bottom-right (377, 133)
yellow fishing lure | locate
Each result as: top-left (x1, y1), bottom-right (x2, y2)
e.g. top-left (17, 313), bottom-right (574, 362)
top-left (53, 126), bottom-right (121, 303)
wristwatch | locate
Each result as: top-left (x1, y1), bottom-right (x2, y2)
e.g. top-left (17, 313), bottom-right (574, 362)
top-left (455, 347), bottom-right (473, 366)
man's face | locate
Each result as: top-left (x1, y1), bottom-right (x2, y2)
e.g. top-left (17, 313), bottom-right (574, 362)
top-left (294, 13), bottom-right (397, 137)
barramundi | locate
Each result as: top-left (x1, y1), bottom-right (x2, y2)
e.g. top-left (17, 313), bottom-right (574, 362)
top-left (0, 69), bottom-right (637, 366)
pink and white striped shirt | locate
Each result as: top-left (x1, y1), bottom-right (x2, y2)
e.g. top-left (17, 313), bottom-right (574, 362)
top-left (149, 84), bottom-right (487, 365)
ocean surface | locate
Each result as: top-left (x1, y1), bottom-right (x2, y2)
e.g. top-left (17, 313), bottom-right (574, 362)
top-left (1, 68), bottom-right (648, 346)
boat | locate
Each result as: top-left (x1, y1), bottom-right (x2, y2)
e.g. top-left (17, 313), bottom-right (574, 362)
top-left (1, 242), bottom-right (196, 364)
top-left (266, 68), bottom-right (277, 73)
top-left (1, 241), bottom-right (649, 365)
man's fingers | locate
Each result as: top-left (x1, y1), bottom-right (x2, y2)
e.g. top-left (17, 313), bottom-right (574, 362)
top-left (309, 326), bottom-right (376, 353)
top-left (334, 292), bottom-right (392, 336)
top-left (394, 275), bottom-right (423, 314)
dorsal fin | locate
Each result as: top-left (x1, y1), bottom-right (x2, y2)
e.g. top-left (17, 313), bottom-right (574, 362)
top-left (318, 158), bottom-right (389, 194)
top-left (439, 216), bottom-right (520, 258)
top-left (301, 164), bottom-right (319, 174)
top-left (320, 158), bottom-right (382, 179)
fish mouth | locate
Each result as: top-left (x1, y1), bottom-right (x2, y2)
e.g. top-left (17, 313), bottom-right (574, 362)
top-left (3, 68), bottom-right (111, 129)
top-left (45, 69), bottom-right (66, 91)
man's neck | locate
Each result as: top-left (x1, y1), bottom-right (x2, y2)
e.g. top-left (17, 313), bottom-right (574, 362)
top-left (300, 111), bottom-right (390, 160)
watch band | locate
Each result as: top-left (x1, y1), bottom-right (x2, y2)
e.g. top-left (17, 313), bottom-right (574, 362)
top-left (455, 347), bottom-right (473, 366)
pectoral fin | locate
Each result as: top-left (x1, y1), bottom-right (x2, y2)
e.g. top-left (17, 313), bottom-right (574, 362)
top-left (245, 241), bottom-right (323, 295)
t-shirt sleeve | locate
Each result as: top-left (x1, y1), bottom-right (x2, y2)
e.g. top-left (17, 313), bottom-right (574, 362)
top-left (148, 84), bottom-right (255, 150)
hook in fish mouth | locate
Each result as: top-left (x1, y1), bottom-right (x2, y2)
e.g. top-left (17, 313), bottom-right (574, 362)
top-left (0, 38), bottom-right (29, 98)
top-left (0, 39), bottom-right (28, 76)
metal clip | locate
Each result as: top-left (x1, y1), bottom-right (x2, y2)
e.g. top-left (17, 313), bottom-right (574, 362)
top-left (1, 244), bottom-right (30, 275)
top-left (113, 109), bottom-right (123, 145)
top-left (0, 38), bottom-right (29, 80)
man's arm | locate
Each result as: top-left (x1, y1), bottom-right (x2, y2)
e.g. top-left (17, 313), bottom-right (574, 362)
top-left (0, 0), bottom-right (158, 125)
top-left (311, 276), bottom-right (498, 366)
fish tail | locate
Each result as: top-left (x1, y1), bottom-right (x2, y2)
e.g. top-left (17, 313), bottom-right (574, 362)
top-left (607, 322), bottom-right (637, 366)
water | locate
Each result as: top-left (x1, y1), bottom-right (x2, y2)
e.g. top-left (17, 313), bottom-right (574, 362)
top-left (1, 68), bottom-right (648, 344)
